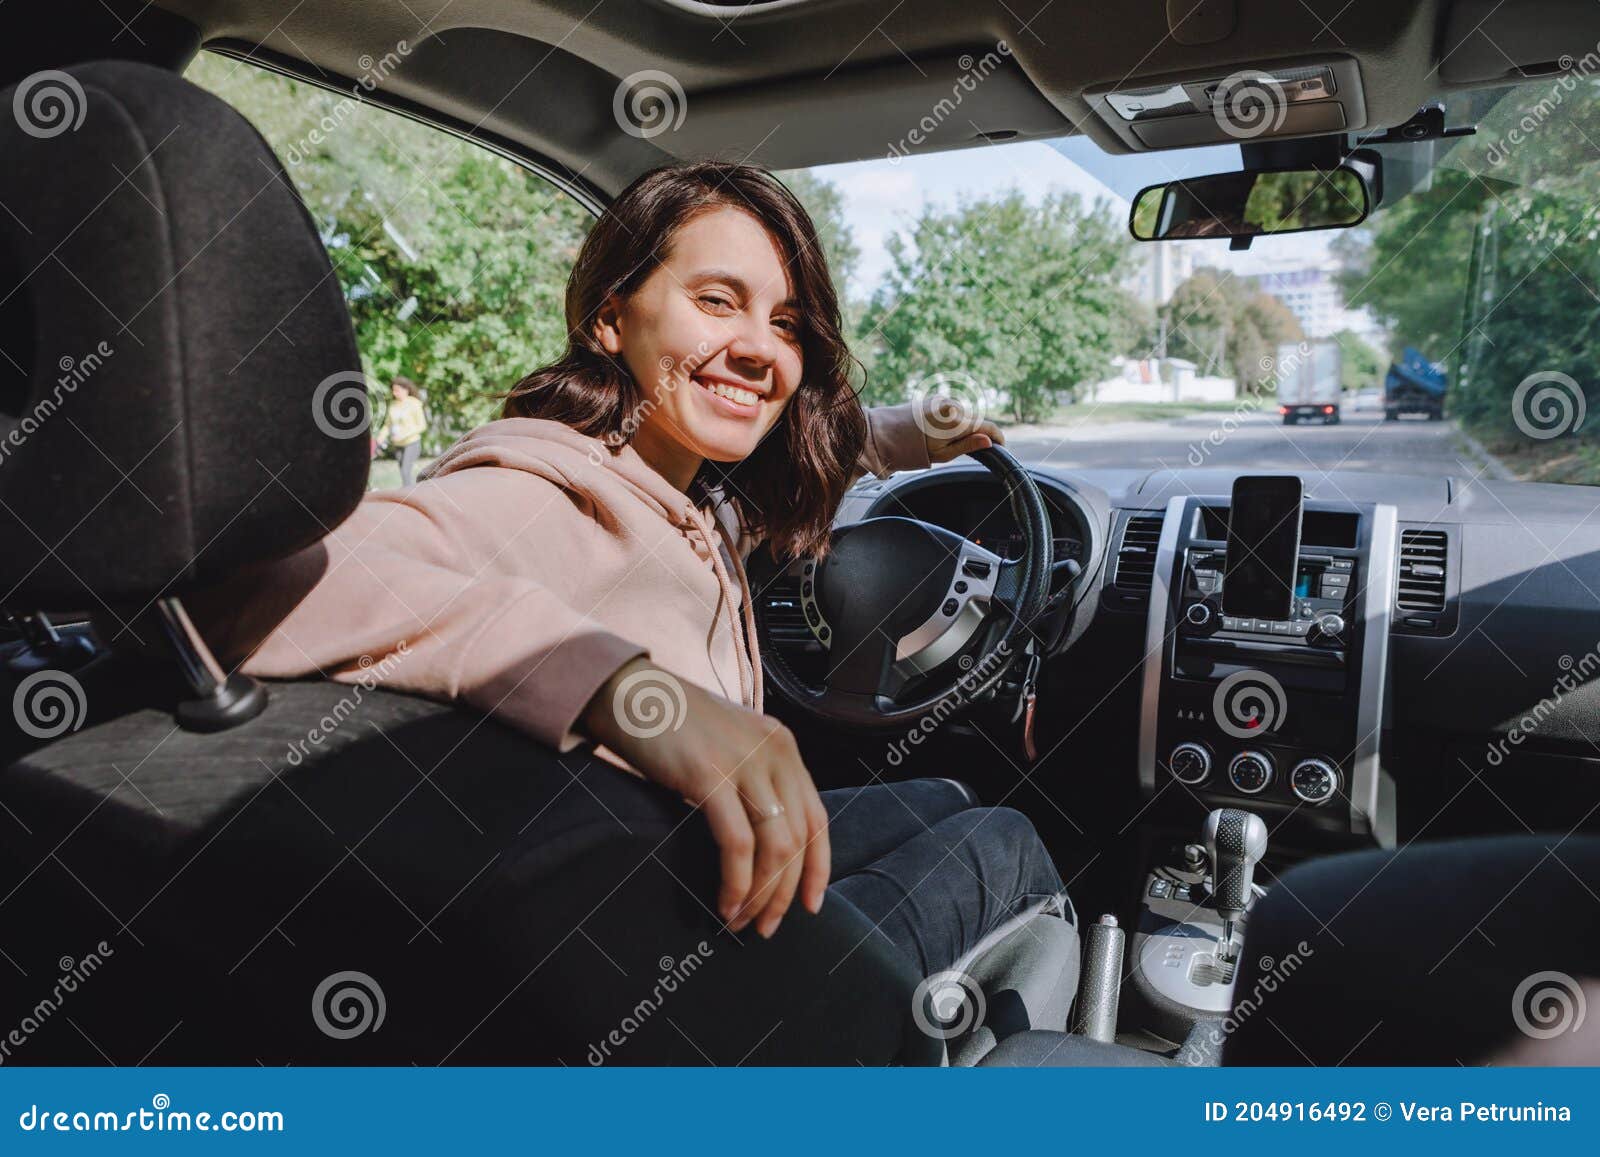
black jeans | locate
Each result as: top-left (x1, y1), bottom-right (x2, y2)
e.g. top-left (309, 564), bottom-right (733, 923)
top-left (821, 780), bottom-right (1071, 977)
top-left (463, 766), bottom-right (1072, 1063)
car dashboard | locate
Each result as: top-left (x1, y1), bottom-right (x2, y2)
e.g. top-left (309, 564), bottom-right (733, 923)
top-left (765, 460), bottom-right (1600, 851)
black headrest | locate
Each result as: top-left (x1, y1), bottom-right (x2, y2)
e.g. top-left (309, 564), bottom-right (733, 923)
top-left (0, 60), bottom-right (368, 610)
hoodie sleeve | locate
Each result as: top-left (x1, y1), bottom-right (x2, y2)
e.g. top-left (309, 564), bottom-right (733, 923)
top-left (856, 401), bottom-right (932, 480)
top-left (187, 484), bottom-right (648, 754)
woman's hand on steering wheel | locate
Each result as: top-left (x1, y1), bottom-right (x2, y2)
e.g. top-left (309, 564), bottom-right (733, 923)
top-left (915, 394), bottom-right (1005, 463)
top-left (581, 657), bottom-right (831, 939)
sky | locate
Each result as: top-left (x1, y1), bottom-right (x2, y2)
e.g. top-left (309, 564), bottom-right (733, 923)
top-left (807, 133), bottom-right (1339, 299)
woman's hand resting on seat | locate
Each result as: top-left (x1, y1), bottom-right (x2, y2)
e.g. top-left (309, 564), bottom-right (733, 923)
top-left (581, 657), bottom-right (830, 939)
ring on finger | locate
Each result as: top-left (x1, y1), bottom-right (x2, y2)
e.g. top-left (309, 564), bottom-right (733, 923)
top-left (749, 802), bottom-right (787, 826)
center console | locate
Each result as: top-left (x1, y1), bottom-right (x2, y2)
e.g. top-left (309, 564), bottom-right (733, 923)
top-left (1137, 489), bottom-right (1398, 845)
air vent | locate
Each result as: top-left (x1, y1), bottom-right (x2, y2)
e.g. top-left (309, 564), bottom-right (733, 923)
top-left (758, 570), bottom-right (829, 684)
top-left (1112, 512), bottom-right (1166, 602)
top-left (761, 576), bottom-right (815, 648)
top-left (1397, 529), bottom-right (1448, 613)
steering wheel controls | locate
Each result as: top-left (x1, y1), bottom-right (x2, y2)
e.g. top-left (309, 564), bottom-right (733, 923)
top-left (1167, 741), bottom-right (1212, 786)
top-left (1290, 756), bottom-right (1340, 805)
top-left (1226, 749), bottom-right (1275, 794)
top-left (798, 558), bottom-right (832, 649)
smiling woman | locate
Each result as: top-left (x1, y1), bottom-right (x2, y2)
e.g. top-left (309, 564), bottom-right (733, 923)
top-left (500, 162), bottom-right (870, 559)
top-left (190, 158), bottom-right (1067, 1007)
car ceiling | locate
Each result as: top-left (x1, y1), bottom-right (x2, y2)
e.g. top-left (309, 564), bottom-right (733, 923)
top-left (120, 0), bottom-right (1600, 198)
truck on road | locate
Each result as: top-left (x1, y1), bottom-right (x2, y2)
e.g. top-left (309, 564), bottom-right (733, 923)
top-left (1275, 339), bottom-right (1342, 425)
top-left (1383, 347), bottom-right (1447, 421)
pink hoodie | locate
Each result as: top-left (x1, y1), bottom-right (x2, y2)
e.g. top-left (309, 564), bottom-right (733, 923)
top-left (190, 403), bottom-right (931, 755)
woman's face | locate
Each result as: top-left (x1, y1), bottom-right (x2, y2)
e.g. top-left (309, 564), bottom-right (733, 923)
top-left (594, 205), bottom-right (804, 482)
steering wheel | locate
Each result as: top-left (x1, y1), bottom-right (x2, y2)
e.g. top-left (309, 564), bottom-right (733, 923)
top-left (754, 445), bottom-right (1063, 732)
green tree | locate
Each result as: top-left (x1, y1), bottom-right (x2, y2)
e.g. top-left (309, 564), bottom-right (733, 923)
top-left (1332, 329), bottom-right (1384, 393)
top-left (188, 54), bottom-right (593, 452)
top-left (857, 190), bottom-right (1134, 422)
top-left (1332, 74), bottom-right (1600, 443)
top-left (1331, 167), bottom-right (1489, 365)
top-left (1160, 268), bottom-right (1304, 391)
top-left (777, 169), bottom-right (860, 302)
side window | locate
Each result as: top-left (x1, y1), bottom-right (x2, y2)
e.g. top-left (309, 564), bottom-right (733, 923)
top-left (185, 52), bottom-right (593, 487)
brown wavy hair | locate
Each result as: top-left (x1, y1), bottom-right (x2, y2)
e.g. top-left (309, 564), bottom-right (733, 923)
top-left (500, 161), bottom-right (867, 561)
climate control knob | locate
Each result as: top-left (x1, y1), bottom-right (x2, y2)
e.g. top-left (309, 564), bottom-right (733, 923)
top-left (1168, 741), bottom-right (1212, 786)
top-left (1227, 749), bottom-right (1275, 795)
top-left (1290, 757), bottom-right (1340, 806)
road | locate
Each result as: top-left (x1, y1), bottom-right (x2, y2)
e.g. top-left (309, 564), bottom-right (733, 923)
top-left (1000, 408), bottom-right (1507, 478)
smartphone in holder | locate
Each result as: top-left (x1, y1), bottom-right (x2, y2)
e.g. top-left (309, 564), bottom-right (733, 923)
top-left (1222, 475), bottom-right (1303, 620)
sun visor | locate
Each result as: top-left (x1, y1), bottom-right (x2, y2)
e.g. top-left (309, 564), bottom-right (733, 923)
top-left (1439, 0), bottom-right (1600, 83)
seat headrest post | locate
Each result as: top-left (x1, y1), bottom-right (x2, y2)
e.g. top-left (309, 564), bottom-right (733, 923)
top-left (154, 597), bottom-right (268, 732)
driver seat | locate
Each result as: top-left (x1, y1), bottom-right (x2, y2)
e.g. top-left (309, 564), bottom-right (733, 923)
top-left (0, 61), bottom-right (1116, 1065)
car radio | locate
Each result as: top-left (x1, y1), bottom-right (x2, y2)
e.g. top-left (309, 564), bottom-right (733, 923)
top-left (1136, 491), bottom-right (1399, 845)
top-left (1178, 550), bottom-right (1356, 649)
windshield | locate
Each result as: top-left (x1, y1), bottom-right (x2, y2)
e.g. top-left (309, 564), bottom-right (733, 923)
top-left (790, 75), bottom-right (1600, 485)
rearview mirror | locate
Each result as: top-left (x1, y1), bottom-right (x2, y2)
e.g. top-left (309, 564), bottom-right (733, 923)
top-left (1129, 165), bottom-right (1373, 242)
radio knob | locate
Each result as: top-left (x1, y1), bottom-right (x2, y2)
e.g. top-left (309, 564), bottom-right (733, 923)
top-left (1168, 742), bottom-right (1212, 785)
top-left (1290, 757), bottom-right (1340, 806)
top-left (1182, 601), bottom-right (1217, 635)
top-left (1309, 612), bottom-right (1346, 645)
top-left (1227, 749), bottom-right (1275, 795)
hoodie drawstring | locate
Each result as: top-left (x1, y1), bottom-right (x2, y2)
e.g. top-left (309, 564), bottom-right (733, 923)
top-left (682, 503), bottom-right (763, 714)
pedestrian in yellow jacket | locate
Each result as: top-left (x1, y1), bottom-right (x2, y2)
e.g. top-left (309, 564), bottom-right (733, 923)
top-left (385, 377), bottom-right (427, 485)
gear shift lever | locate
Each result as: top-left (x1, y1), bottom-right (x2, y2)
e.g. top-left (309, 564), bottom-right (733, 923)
top-left (1202, 808), bottom-right (1268, 962)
